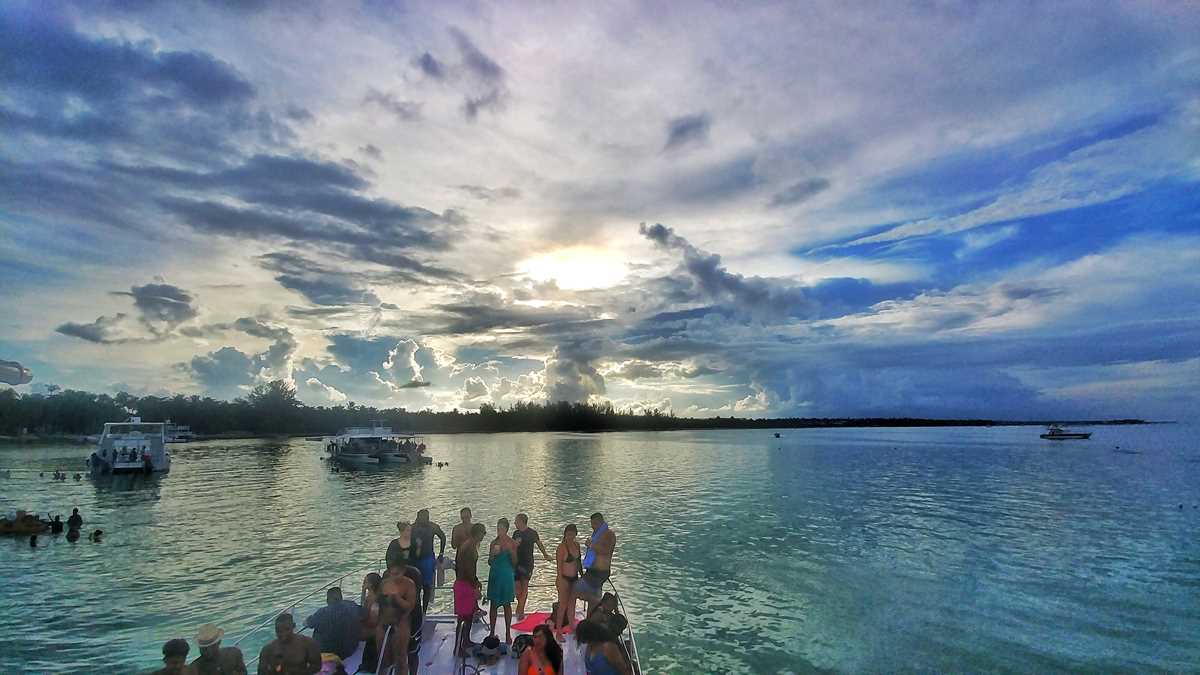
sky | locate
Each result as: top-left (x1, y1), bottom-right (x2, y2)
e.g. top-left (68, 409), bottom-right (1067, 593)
top-left (1, 0), bottom-right (1198, 420)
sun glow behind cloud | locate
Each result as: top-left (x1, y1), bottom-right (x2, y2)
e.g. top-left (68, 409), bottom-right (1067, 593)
top-left (517, 246), bottom-right (628, 290)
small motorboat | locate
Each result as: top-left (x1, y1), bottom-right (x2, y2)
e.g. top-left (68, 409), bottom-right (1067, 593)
top-left (1040, 425), bottom-right (1091, 440)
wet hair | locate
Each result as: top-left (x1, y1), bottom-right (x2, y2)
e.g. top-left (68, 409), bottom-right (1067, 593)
top-left (461, 507), bottom-right (471, 517)
top-left (72, 508), bottom-right (79, 515)
top-left (471, 523), bottom-right (487, 540)
top-left (364, 572), bottom-right (382, 592)
top-left (564, 524), bottom-right (577, 536)
top-left (590, 512), bottom-right (604, 522)
top-left (327, 587), bottom-right (342, 602)
top-left (574, 619), bottom-right (616, 645)
top-left (162, 638), bottom-right (190, 659)
top-left (532, 624), bottom-right (563, 673)
top-left (497, 517), bottom-right (509, 531)
top-left (416, 508), bottom-right (430, 523)
top-left (275, 613), bottom-right (295, 627)
top-left (515, 513), bottom-right (528, 525)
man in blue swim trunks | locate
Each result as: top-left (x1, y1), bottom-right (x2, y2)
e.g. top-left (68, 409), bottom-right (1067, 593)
top-left (575, 512), bottom-right (616, 613)
top-left (410, 508), bottom-right (446, 612)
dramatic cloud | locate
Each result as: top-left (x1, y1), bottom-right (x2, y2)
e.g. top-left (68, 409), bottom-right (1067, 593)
top-left (5, 2), bottom-right (1199, 419)
top-left (663, 113), bottom-right (711, 151)
top-left (0, 360), bottom-right (34, 386)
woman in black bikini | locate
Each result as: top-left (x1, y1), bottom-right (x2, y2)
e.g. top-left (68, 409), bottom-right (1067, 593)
top-left (554, 524), bottom-right (581, 642)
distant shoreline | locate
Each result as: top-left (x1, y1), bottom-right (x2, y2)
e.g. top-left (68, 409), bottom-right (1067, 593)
top-left (0, 418), bottom-right (1160, 445)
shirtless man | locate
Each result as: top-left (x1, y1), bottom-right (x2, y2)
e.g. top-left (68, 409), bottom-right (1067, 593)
top-left (256, 614), bottom-right (320, 675)
top-left (453, 522), bottom-right (486, 657)
top-left (411, 509), bottom-right (446, 612)
top-left (574, 512), bottom-right (617, 612)
top-left (377, 565), bottom-right (417, 675)
top-left (450, 507), bottom-right (473, 553)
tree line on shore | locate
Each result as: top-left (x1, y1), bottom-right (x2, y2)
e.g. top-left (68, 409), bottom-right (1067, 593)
top-left (0, 380), bottom-right (1145, 437)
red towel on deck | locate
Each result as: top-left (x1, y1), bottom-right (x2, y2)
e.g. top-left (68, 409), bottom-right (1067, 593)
top-left (511, 612), bottom-right (552, 632)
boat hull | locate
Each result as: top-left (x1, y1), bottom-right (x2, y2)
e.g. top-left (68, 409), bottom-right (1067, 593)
top-left (1040, 433), bottom-right (1092, 440)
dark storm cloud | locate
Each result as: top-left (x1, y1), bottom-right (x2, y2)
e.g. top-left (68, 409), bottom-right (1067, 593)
top-left (663, 113), bottom-right (711, 151)
top-left (398, 380), bottom-right (432, 389)
top-left (0, 360), bottom-right (34, 386)
top-left (769, 177), bottom-right (832, 207)
top-left (364, 88), bottom-right (423, 121)
top-left (448, 27), bottom-right (505, 82)
top-left (55, 314), bottom-right (131, 344)
top-left (187, 346), bottom-right (255, 398)
top-left (257, 252), bottom-right (382, 306)
top-left (543, 339), bottom-right (606, 403)
top-left (433, 294), bottom-right (595, 335)
top-left (640, 223), bottom-right (817, 319)
top-left (414, 51), bottom-right (446, 79)
top-left (0, 5), bottom-right (286, 162)
top-left (112, 283), bottom-right (199, 333)
top-left (447, 27), bottom-right (508, 120)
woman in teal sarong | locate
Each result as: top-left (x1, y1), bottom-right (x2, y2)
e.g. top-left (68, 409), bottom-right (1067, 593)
top-left (487, 517), bottom-right (518, 643)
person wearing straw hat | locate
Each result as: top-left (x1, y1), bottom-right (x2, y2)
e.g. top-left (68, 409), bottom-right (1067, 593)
top-left (191, 624), bottom-right (247, 675)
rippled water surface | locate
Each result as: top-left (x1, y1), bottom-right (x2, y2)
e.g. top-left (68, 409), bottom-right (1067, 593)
top-left (2, 426), bottom-right (1199, 673)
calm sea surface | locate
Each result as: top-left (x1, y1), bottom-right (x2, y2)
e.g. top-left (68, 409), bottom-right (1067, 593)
top-left (2, 426), bottom-right (1199, 673)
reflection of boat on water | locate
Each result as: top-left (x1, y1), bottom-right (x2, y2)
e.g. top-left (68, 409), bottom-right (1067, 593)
top-left (87, 418), bottom-right (172, 475)
top-left (325, 421), bottom-right (432, 466)
top-left (226, 558), bottom-right (641, 675)
top-left (1040, 424), bottom-right (1092, 440)
top-left (0, 511), bottom-right (48, 536)
top-left (164, 420), bottom-right (196, 443)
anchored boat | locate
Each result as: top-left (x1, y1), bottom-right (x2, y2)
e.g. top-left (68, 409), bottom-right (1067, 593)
top-left (1040, 424), bottom-right (1092, 440)
top-left (326, 422), bottom-right (432, 466)
top-left (87, 417), bottom-right (171, 474)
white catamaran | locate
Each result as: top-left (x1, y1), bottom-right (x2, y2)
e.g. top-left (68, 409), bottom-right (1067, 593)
top-left (326, 422), bottom-right (433, 466)
top-left (224, 559), bottom-right (641, 675)
top-left (86, 417), bottom-right (171, 474)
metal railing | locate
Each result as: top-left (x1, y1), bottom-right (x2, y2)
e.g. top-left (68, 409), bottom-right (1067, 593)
top-left (233, 557), bottom-right (386, 667)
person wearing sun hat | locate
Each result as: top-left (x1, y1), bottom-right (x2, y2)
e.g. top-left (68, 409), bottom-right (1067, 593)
top-left (190, 623), bottom-right (248, 675)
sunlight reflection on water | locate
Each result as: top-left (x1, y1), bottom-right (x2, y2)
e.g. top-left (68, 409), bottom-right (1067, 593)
top-left (1, 426), bottom-right (1199, 673)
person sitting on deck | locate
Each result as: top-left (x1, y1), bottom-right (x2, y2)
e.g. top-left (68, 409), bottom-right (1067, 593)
top-left (67, 508), bottom-right (83, 531)
top-left (256, 613), bottom-right (321, 675)
top-left (304, 587), bottom-right (364, 660)
top-left (586, 593), bottom-right (628, 638)
top-left (191, 623), bottom-right (247, 675)
top-left (575, 620), bottom-right (632, 675)
top-left (518, 624), bottom-right (563, 675)
top-left (453, 522), bottom-right (486, 657)
top-left (152, 638), bottom-right (190, 675)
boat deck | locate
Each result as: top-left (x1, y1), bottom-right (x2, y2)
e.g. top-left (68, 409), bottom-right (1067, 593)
top-left (340, 610), bottom-right (589, 674)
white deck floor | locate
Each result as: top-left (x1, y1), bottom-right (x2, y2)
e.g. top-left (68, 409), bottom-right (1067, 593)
top-left (342, 609), bottom-right (589, 674)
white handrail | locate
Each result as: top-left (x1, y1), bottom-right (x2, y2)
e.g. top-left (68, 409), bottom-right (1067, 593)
top-left (230, 557), bottom-right (385, 649)
top-left (606, 577), bottom-right (642, 674)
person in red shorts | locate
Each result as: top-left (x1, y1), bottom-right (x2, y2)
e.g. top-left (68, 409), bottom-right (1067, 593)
top-left (453, 522), bottom-right (487, 657)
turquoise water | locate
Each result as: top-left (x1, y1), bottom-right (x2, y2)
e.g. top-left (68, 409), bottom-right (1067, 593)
top-left (1, 426), bottom-right (1199, 673)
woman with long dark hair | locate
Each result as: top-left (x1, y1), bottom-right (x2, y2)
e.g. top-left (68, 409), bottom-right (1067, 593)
top-left (554, 523), bottom-right (581, 641)
top-left (519, 624), bottom-right (563, 675)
